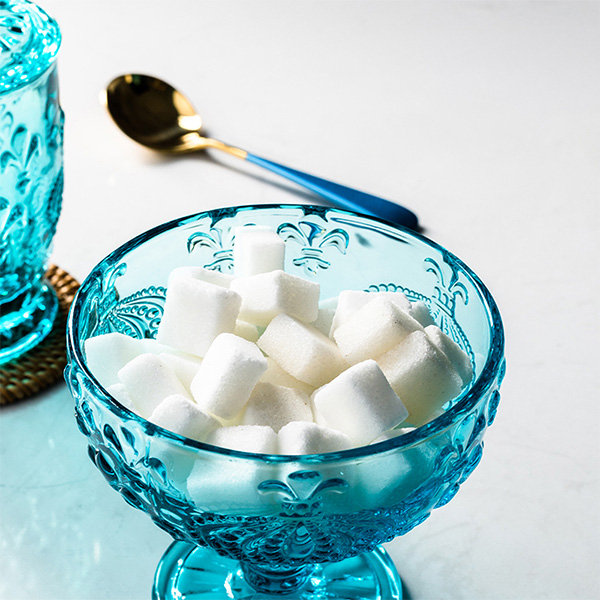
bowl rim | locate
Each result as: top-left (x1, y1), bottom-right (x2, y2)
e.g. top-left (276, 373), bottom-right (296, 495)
top-left (67, 203), bottom-right (505, 464)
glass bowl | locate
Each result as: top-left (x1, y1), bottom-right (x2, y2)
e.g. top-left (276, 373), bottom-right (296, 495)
top-left (64, 204), bottom-right (505, 599)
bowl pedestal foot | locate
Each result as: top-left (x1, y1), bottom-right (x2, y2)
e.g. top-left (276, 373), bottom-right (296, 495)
top-left (152, 541), bottom-right (403, 599)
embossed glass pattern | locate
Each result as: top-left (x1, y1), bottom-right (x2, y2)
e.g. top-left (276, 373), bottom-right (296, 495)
top-left (65, 205), bottom-right (505, 599)
top-left (0, 0), bottom-right (63, 363)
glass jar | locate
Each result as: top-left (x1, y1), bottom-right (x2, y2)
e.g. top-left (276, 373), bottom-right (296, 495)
top-left (0, 0), bottom-right (63, 363)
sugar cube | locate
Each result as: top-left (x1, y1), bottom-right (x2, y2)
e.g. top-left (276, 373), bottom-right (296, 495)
top-left (230, 270), bottom-right (319, 327)
top-left (425, 325), bottom-right (473, 385)
top-left (233, 225), bottom-right (285, 277)
top-left (140, 338), bottom-right (174, 354)
top-left (329, 290), bottom-right (371, 335)
top-left (208, 425), bottom-right (278, 454)
top-left (370, 426), bottom-right (416, 444)
top-left (117, 353), bottom-right (190, 417)
top-left (278, 421), bottom-right (353, 454)
top-left (159, 352), bottom-right (203, 392)
top-left (84, 332), bottom-right (149, 388)
top-left (156, 278), bottom-right (241, 356)
top-left (260, 357), bottom-right (315, 395)
top-left (190, 333), bottom-right (267, 420)
top-left (329, 289), bottom-right (411, 336)
top-left (167, 265), bottom-right (233, 289)
top-left (319, 296), bottom-right (340, 310)
top-left (258, 314), bottom-right (347, 387)
top-left (186, 455), bottom-right (278, 514)
top-left (378, 330), bottom-right (463, 426)
top-left (106, 383), bottom-right (134, 409)
top-left (241, 382), bottom-right (312, 432)
top-left (358, 429), bottom-right (435, 509)
top-left (379, 290), bottom-right (412, 311)
top-left (408, 300), bottom-right (436, 327)
top-left (149, 394), bottom-right (219, 441)
top-left (333, 296), bottom-right (422, 364)
top-left (106, 383), bottom-right (150, 467)
top-left (312, 359), bottom-right (408, 445)
top-left (234, 320), bottom-right (260, 342)
top-left (312, 296), bottom-right (338, 336)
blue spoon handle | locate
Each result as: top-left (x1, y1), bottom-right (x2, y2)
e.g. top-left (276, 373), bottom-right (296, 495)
top-left (245, 153), bottom-right (419, 230)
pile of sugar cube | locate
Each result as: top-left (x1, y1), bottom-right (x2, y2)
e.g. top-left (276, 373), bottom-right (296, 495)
top-left (85, 225), bottom-right (472, 456)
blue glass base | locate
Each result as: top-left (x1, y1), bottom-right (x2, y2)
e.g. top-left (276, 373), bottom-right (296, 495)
top-left (152, 542), bottom-right (402, 599)
top-left (0, 281), bottom-right (58, 365)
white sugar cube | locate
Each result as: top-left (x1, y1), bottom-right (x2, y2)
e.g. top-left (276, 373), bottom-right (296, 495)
top-left (319, 296), bottom-right (339, 311)
top-left (84, 332), bottom-right (149, 388)
top-left (117, 353), bottom-right (189, 417)
top-left (230, 270), bottom-right (319, 327)
top-left (312, 296), bottom-right (338, 336)
top-left (168, 265), bottom-right (233, 289)
top-left (312, 359), bottom-right (408, 445)
top-left (378, 330), bottom-right (463, 426)
top-left (379, 290), bottom-right (412, 311)
top-left (189, 423), bottom-right (280, 513)
top-left (258, 314), bottom-right (347, 387)
top-left (106, 383), bottom-right (149, 466)
top-left (408, 300), bottom-right (436, 327)
top-left (370, 426), bottom-right (416, 444)
top-left (156, 278), bottom-right (241, 356)
top-left (260, 357), bottom-right (315, 395)
top-left (234, 320), bottom-right (260, 342)
top-left (186, 455), bottom-right (278, 514)
top-left (208, 425), bottom-right (278, 454)
top-left (329, 289), bottom-right (411, 336)
top-left (159, 352), bottom-right (203, 392)
top-left (107, 383), bottom-right (134, 409)
top-left (241, 383), bottom-right (312, 432)
top-left (278, 421), bottom-right (352, 455)
top-left (141, 338), bottom-right (175, 354)
top-left (425, 325), bottom-right (473, 385)
top-left (149, 394), bottom-right (219, 442)
top-left (333, 296), bottom-right (422, 364)
top-left (358, 429), bottom-right (435, 509)
top-left (233, 226), bottom-right (285, 277)
top-left (190, 333), bottom-right (267, 420)
top-left (329, 290), bottom-right (371, 335)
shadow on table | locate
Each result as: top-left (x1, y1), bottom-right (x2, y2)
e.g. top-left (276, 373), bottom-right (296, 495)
top-left (141, 148), bottom-right (426, 235)
top-left (402, 580), bottom-right (414, 600)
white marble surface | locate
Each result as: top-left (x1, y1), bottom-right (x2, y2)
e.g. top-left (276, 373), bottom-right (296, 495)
top-left (1, 1), bottom-right (599, 599)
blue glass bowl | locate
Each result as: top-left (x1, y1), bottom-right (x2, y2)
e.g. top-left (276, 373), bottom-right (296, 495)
top-left (64, 205), bottom-right (505, 599)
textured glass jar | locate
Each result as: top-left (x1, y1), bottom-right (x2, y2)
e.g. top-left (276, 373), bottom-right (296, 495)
top-left (65, 205), bottom-right (506, 599)
top-left (0, 0), bottom-right (63, 363)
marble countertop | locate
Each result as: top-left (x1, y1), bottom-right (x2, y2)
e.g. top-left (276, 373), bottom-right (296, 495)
top-left (1, 1), bottom-right (598, 599)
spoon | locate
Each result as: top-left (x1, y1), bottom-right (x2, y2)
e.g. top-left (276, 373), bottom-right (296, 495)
top-left (105, 74), bottom-right (419, 230)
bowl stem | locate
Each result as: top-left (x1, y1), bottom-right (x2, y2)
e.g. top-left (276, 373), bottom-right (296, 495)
top-left (240, 560), bottom-right (313, 594)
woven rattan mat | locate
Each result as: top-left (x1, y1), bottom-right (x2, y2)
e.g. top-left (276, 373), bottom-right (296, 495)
top-left (0, 265), bottom-right (80, 406)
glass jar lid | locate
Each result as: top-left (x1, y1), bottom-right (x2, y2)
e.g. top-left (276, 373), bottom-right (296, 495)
top-left (0, 0), bottom-right (61, 94)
